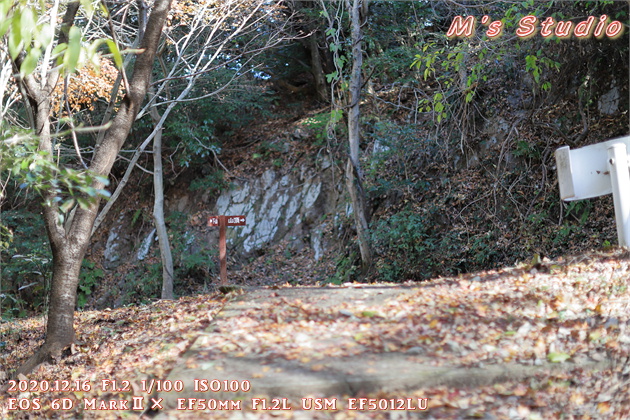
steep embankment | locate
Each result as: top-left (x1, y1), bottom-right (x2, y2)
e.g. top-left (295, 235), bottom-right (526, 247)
top-left (85, 104), bottom-right (347, 308)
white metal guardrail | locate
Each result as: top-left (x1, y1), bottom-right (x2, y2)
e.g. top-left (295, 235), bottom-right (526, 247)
top-left (555, 135), bottom-right (630, 246)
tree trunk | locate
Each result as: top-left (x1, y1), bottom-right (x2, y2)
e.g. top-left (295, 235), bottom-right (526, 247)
top-left (346, 0), bottom-right (372, 272)
top-left (150, 93), bottom-right (175, 300)
top-left (309, 33), bottom-right (328, 102)
top-left (16, 0), bottom-right (174, 375)
top-left (17, 242), bottom-right (86, 374)
top-left (14, 4), bottom-right (80, 375)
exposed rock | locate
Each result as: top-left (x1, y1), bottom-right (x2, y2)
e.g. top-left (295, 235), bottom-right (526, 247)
top-left (176, 195), bottom-right (190, 212)
top-left (212, 164), bottom-right (342, 256)
top-left (311, 224), bottom-right (326, 261)
top-left (598, 80), bottom-right (620, 115)
top-left (372, 138), bottom-right (390, 156)
top-left (103, 214), bottom-right (131, 269)
top-left (137, 228), bottom-right (156, 261)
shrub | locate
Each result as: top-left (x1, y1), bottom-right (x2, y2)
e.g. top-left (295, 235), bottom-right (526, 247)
top-left (371, 209), bottom-right (438, 282)
top-left (0, 210), bottom-right (51, 316)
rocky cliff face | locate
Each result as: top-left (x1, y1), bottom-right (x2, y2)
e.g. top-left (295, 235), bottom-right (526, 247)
top-left (98, 154), bottom-right (345, 274)
top-left (208, 157), bottom-right (342, 260)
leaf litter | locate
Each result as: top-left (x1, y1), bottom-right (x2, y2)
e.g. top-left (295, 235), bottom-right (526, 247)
top-left (1, 249), bottom-right (630, 419)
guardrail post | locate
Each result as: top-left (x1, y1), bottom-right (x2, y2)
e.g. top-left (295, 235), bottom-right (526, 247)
top-left (607, 143), bottom-right (630, 247)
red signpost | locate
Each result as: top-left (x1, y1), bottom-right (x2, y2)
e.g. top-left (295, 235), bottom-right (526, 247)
top-left (207, 215), bottom-right (246, 285)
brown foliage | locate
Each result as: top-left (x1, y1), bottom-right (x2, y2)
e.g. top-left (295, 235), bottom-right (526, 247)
top-left (50, 58), bottom-right (124, 115)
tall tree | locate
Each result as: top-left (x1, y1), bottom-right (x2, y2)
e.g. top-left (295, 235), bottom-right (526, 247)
top-left (284, 1), bottom-right (330, 102)
top-left (149, 89), bottom-right (174, 299)
top-left (2, 0), bottom-right (174, 375)
top-left (321, 0), bottom-right (372, 272)
top-left (346, 0), bottom-right (372, 272)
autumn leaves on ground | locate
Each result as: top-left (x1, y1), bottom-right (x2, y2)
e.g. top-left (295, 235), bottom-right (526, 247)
top-left (1, 249), bottom-right (630, 419)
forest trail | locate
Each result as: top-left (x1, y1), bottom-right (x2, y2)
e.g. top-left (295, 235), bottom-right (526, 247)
top-left (2, 248), bottom-right (630, 419)
top-left (160, 283), bottom-right (617, 417)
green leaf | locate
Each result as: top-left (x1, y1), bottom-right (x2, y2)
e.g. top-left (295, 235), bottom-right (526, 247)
top-left (330, 109), bottom-right (343, 124)
top-left (51, 43), bottom-right (68, 61)
top-left (77, 197), bottom-right (91, 209)
top-left (525, 55), bottom-right (538, 71)
top-left (0, 17), bottom-right (10, 39)
top-left (8, 13), bottom-right (23, 60)
top-left (410, 54), bottom-right (422, 69)
top-left (80, 0), bottom-right (95, 16)
top-left (20, 48), bottom-right (41, 78)
top-left (87, 38), bottom-right (106, 68)
top-left (94, 175), bottom-right (110, 186)
top-left (0, 0), bottom-right (10, 21)
top-left (59, 198), bottom-right (76, 214)
top-left (95, 189), bottom-right (111, 198)
top-left (63, 26), bottom-right (83, 73)
top-left (547, 352), bottom-right (570, 363)
top-left (0, 0), bottom-right (12, 37)
top-left (106, 39), bottom-right (123, 69)
top-left (35, 23), bottom-right (53, 49)
top-left (334, 55), bottom-right (346, 70)
top-left (20, 8), bottom-right (35, 48)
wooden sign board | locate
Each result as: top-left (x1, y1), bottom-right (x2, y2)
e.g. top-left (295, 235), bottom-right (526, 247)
top-left (207, 215), bottom-right (246, 227)
top-left (207, 215), bottom-right (247, 285)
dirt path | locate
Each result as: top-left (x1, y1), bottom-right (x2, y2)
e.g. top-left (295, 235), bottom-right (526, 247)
top-left (156, 251), bottom-right (630, 418)
top-left (2, 249), bottom-right (630, 419)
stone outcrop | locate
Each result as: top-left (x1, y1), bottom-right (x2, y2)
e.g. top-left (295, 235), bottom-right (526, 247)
top-left (99, 157), bottom-right (344, 271)
top-left (210, 158), bottom-right (342, 260)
